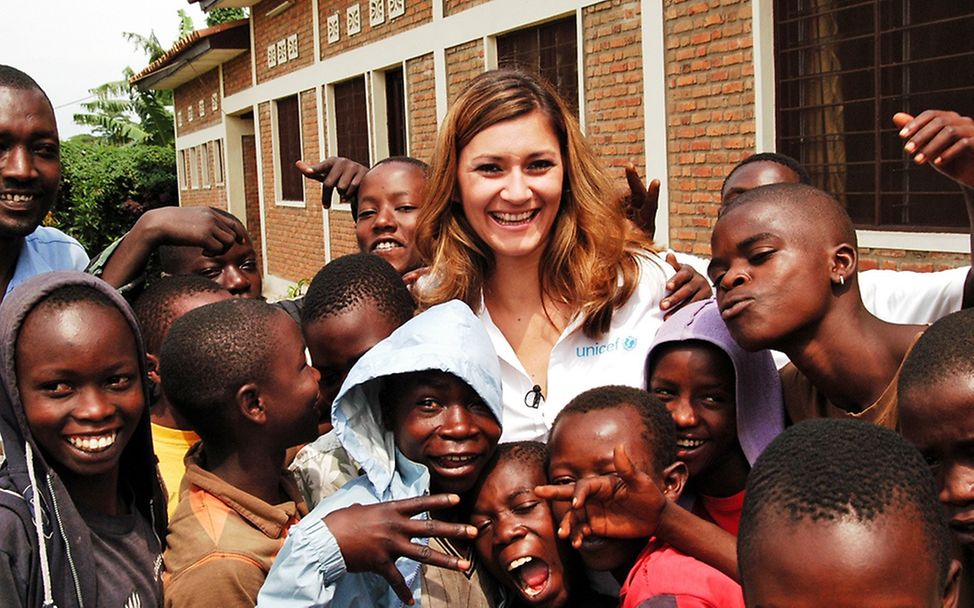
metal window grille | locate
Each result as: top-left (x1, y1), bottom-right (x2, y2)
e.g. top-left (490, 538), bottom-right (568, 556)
top-left (497, 15), bottom-right (578, 115)
top-left (774, 0), bottom-right (974, 231)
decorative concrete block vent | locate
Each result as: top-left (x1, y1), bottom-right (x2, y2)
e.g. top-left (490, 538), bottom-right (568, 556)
top-left (389, 0), bottom-right (404, 19)
top-left (327, 13), bottom-right (340, 43)
top-left (347, 4), bottom-right (361, 35)
top-left (370, 0), bottom-right (385, 26)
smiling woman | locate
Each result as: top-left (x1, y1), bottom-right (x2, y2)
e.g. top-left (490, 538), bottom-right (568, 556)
top-left (416, 69), bottom-right (673, 442)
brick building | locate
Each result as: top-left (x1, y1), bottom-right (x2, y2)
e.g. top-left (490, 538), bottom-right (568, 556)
top-left (131, 0), bottom-right (973, 296)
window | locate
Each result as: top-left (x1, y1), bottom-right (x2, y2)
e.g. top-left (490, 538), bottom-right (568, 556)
top-left (178, 150), bottom-right (188, 190)
top-left (497, 16), bottom-right (578, 114)
top-left (276, 95), bottom-right (304, 202)
top-left (188, 147), bottom-right (200, 189)
top-left (200, 145), bottom-right (210, 188)
top-left (334, 76), bottom-right (370, 166)
top-left (385, 67), bottom-right (407, 157)
top-left (774, 1), bottom-right (974, 231)
top-left (213, 139), bottom-right (225, 185)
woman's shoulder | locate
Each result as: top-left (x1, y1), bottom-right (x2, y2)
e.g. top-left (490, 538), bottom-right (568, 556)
top-left (630, 248), bottom-right (675, 289)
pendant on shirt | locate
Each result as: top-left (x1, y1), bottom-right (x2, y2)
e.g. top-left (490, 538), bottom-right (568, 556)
top-left (524, 385), bottom-right (545, 409)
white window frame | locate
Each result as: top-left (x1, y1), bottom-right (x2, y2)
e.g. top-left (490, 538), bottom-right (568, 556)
top-left (177, 149), bottom-right (188, 191)
top-left (272, 94), bottom-right (306, 207)
top-left (213, 139), bottom-right (226, 186)
top-left (201, 143), bottom-right (211, 188)
top-left (188, 146), bottom-right (200, 189)
top-left (325, 77), bottom-right (373, 212)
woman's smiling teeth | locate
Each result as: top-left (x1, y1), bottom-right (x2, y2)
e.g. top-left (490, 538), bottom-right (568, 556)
top-left (490, 210), bottom-right (538, 225)
top-left (66, 431), bottom-right (118, 453)
top-left (677, 437), bottom-right (706, 449)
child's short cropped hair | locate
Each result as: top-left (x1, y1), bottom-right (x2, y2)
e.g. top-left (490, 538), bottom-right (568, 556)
top-left (738, 418), bottom-right (952, 586)
top-left (159, 298), bottom-right (282, 438)
top-left (133, 275), bottom-right (227, 353)
top-left (553, 385), bottom-right (676, 473)
top-left (300, 253), bottom-right (415, 327)
top-left (351, 156), bottom-right (428, 218)
top-left (899, 308), bottom-right (974, 395)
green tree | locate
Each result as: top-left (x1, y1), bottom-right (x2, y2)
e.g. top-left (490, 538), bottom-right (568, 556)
top-left (206, 7), bottom-right (247, 26)
top-left (72, 12), bottom-right (195, 147)
top-left (53, 140), bottom-right (178, 253)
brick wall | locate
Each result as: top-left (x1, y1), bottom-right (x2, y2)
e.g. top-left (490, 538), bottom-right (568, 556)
top-left (253, 0), bottom-right (315, 85)
top-left (177, 143), bottom-right (227, 208)
top-left (259, 94), bottom-right (327, 282)
top-left (582, 0), bottom-right (645, 180)
top-left (858, 248), bottom-right (968, 271)
top-left (446, 39), bottom-right (484, 107)
top-left (444, 0), bottom-right (490, 16)
top-left (663, 0), bottom-right (754, 257)
top-left (174, 69), bottom-right (221, 136)
top-left (319, 0), bottom-right (432, 60)
top-left (328, 209), bottom-right (359, 258)
top-left (242, 134), bottom-right (264, 273)
top-left (406, 53), bottom-right (437, 162)
top-left (223, 50), bottom-right (253, 97)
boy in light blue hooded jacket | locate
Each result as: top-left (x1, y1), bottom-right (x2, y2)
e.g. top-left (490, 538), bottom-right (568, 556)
top-left (258, 300), bottom-right (504, 607)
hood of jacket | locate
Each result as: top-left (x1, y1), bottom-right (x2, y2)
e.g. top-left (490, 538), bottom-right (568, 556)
top-left (646, 298), bottom-right (784, 465)
top-left (331, 300), bottom-right (503, 497)
top-left (0, 271), bottom-right (166, 608)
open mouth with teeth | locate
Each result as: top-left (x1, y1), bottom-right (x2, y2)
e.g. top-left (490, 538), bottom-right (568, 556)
top-left (0, 193), bottom-right (38, 209)
top-left (0, 193), bottom-right (35, 202)
top-left (371, 239), bottom-right (404, 252)
top-left (432, 453), bottom-right (478, 469)
top-left (507, 555), bottom-right (550, 599)
top-left (676, 437), bottom-right (706, 450)
top-left (66, 431), bottom-right (118, 454)
top-left (489, 209), bottom-right (540, 226)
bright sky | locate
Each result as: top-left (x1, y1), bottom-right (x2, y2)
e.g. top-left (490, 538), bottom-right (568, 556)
top-left (4, 0), bottom-right (208, 138)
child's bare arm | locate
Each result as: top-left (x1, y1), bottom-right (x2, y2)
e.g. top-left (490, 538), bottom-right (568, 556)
top-left (97, 206), bottom-right (247, 289)
top-left (295, 156), bottom-right (368, 209)
top-left (894, 109), bottom-right (974, 307)
top-left (661, 253), bottom-right (713, 318)
top-left (324, 493), bottom-right (478, 605)
top-left (536, 445), bottom-right (739, 581)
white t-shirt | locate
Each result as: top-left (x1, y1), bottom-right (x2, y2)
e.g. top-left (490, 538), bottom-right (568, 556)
top-left (670, 250), bottom-right (968, 325)
top-left (480, 254), bottom-right (674, 443)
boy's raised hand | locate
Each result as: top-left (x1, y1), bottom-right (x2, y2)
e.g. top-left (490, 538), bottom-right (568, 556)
top-left (325, 493), bottom-right (478, 605)
top-left (138, 206), bottom-right (247, 255)
top-left (894, 110), bottom-right (974, 188)
top-left (534, 445), bottom-right (668, 548)
top-left (622, 163), bottom-right (662, 239)
top-left (295, 156), bottom-right (369, 209)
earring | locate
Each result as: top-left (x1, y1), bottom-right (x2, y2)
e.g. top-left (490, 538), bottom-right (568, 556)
top-left (839, 275), bottom-right (845, 286)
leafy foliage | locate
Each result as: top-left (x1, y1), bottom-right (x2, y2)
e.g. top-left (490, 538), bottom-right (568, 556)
top-left (71, 15), bottom-right (191, 147)
top-left (73, 68), bottom-right (175, 147)
top-left (206, 8), bottom-right (248, 26)
top-left (51, 140), bottom-right (178, 253)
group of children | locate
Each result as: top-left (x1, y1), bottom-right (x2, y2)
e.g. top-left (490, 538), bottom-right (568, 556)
top-left (2, 62), bottom-right (974, 608)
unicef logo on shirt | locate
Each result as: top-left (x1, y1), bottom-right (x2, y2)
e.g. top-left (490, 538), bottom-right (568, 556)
top-left (576, 336), bottom-right (639, 358)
